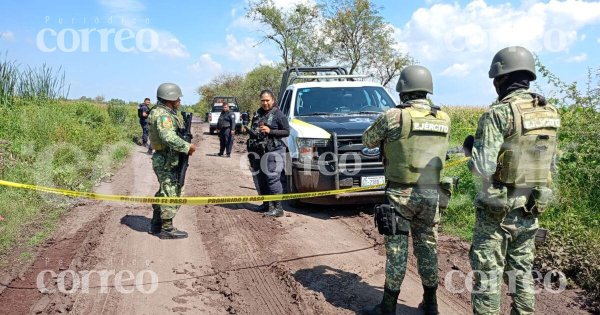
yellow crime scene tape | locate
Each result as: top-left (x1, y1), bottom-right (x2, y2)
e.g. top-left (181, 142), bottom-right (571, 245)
top-left (0, 179), bottom-right (384, 206)
top-left (0, 157), bottom-right (470, 206)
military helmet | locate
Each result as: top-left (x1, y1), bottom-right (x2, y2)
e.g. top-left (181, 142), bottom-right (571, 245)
top-left (396, 65), bottom-right (433, 95)
top-left (157, 83), bottom-right (183, 101)
top-left (488, 46), bottom-right (536, 80)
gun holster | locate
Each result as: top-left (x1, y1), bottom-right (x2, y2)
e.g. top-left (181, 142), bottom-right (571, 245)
top-left (374, 203), bottom-right (405, 236)
top-left (526, 186), bottom-right (553, 216)
top-left (439, 176), bottom-right (459, 211)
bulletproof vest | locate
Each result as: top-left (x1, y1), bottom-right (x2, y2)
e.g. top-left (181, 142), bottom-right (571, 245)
top-left (384, 106), bottom-right (450, 185)
top-left (217, 111), bottom-right (232, 128)
top-left (258, 110), bottom-right (275, 126)
top-left (138, 106), bottom-right (145, 119)
top-left (493, 94), bottom-right (560, 187)
top-left (148, 105), bottom-right (183, 151)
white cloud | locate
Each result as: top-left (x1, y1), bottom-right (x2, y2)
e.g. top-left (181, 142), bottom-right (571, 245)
top-left (224, 34), bottom-right (275, 68)
top-left (271, 0), bottom-right (315, 9)
top-left (440, 63), bottom-right (471, 77)
top-left (99, 0), bottom-right (144, 14)
top-left (190, 54), bottom-right (223, 74)
top-left (396, 0), bottom-right (600, 62)
top-left (155, 30), bottom-right (190, 58)
top-left (392, 0), bottom-right (600, 104)
top-left (99, 0), bottom-right (189, 58)
top-left (0, 31), bottom-right (15, 41)
top-left (231, 0), bottom-right (317, 31)
top-left (230, 15), bottom-right (261, 30)
top-left (597, 37), bottom-right (600, 44)
top-left (566, 53), bottom-right (588, 63)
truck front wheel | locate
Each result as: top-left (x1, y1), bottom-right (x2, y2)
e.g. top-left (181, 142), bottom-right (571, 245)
top-left (286, 173), bottom-right (303, 208)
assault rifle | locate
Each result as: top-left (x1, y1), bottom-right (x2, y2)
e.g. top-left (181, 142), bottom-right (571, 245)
top-left (245, 121), bottom-right (268, 155)
top-left (446, 146), bottom-right (464, 160)
top-left (446, 135), bottom-right (475, 160)
top-left (177, 112), bottom-right (193, 187)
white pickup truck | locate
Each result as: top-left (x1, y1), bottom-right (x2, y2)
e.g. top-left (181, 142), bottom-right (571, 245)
top-left (208, 96), bottom-right (242, 134)
top-left (278, 67), bottom-right (395, 205)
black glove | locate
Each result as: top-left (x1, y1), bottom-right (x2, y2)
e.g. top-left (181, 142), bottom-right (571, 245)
top-left (463, 135), bottom-right (474, 157)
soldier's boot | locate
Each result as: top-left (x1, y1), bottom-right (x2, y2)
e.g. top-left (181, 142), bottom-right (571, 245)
top-left (148, 205), bottom-right (162, 234)
top-left (362, 286), bottom-right (399, 315)
top-left (264, 201), bottom-right (284, 217)
top-left (418, 285), bottom-right (439, 315)
top-left (254, 202), bottom-right (270, 212)
top-left (157, 219), bottom-right (188, 240)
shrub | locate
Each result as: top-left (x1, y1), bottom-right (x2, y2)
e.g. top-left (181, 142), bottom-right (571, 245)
top-left (107, 101), bottom-right (129, 124)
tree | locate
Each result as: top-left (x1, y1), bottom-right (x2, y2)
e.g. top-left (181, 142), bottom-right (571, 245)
top-left (323, 0), bottom-right (410, 79)
top-left (240, 64), bottom-right (283, 111)
top-left (196, 73), bottom-right (244, 114)
top-left (247, 0), bottom-right (327, 69)
top-left (370, 40), bottom-right (413, 86)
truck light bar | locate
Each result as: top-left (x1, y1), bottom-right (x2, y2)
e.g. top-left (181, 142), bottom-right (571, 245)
top-left (289, 74), bottom-right (370, 84)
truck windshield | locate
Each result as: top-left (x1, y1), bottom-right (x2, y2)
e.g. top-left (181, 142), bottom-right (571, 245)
top-left (295, 86), bottom-right (394, 116)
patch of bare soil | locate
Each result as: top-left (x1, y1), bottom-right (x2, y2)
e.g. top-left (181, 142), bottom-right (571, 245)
top-left (0, 122), bottom-right (592, 314)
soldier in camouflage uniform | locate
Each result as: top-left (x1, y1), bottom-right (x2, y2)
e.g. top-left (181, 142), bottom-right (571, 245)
top-left (148, 83), bottom-right (197, 240)
top-left (362, 65), bottom-right (451, 315)
top-left (467, 46), bottom-right (559, 314)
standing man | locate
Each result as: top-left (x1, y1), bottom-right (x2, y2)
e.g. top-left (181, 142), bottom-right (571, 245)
top-left (362, 65), bottom-right (450, 315)
top-left (467, 46), bottom-right (559, 314)
top-left (217, 102), bottom-right (235, 157)
top-left (148, 83), bottom-right (197, 239)
top-left (248, 89), bottom-right (289, 217)
top-left (138, 97), bottom-right (153, 154)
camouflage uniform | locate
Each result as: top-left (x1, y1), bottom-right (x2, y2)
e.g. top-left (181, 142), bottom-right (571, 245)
top-left (468, 89), bottom-right (557, 315)
top-left (363, 99), bottom-right (448, 291)
top-left (148, 103), bottom-right (191, 228)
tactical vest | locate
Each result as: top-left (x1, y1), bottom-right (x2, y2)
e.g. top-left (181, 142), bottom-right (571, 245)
top-left (148, 105), bottom-right (183, 151)
top-left (384, 106), bottom-right (450, 185)
top-left (493, 95), bottom-right (560, 188)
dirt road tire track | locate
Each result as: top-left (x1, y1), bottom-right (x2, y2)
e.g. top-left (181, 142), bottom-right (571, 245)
top-left (0, 122), bottom-right (591, 314)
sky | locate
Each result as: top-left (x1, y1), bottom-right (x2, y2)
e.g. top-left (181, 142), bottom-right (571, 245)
top-left (1, 0), bottom-right (599, 106)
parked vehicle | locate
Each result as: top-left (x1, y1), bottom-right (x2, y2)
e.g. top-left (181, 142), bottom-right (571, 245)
top-left (208, 96), bottom-right (241, 134)
top-left (279, 67), bottom-right (394, 205)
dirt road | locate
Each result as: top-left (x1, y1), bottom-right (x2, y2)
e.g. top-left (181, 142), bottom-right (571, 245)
top-left (0, 122), bottom-right (589, 314)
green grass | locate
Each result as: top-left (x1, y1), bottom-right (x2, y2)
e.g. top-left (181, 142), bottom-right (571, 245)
top-left (0, 100), bottom-right (138, 264)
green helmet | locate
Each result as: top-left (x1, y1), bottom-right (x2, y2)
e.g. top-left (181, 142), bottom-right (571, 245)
top-left (488, 46), bottom-right (536, 80)
top-left (396, 65), bottom-right (433, 95)
top-left (157, 83), bottom-right (183, 101)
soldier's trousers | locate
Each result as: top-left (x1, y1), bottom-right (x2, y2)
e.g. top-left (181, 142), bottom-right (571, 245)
top-left (219, 128), bottom-right (234, 155)
top-left (151, 152), bottom-right (183, 223)
top-left (469, 207), bottom-right (538, 315)
top-left (385, 183), bottom-right (440, 291)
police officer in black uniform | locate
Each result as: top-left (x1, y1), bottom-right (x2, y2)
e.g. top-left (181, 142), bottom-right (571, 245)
top-left (248, 89), bottom-right (289, 217)
top-left (138, 97), bottom-right (153, 154)
top-left (217, 102), bottom-right (236, 157)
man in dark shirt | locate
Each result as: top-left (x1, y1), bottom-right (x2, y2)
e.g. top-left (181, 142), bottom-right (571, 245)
top-left (248, 89), bottom-right (290, 217)
top-left (138, 97), bottom-right (152, 154)
top-left (217, 102), bottom-right (236, 157)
